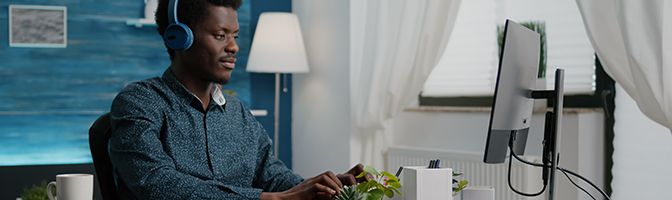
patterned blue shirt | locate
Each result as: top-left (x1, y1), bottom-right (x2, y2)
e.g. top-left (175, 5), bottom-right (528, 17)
top-left (109, 69), bottom-right (303, 199)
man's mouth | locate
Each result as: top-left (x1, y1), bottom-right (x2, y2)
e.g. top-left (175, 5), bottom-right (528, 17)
top-left (219, 57), bottom-right (236, 70)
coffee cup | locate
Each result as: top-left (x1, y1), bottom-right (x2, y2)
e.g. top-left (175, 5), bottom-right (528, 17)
top-left (46, 174), bottom-right (93, 200)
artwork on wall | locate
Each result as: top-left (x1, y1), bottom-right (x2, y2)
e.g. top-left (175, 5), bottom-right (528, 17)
top-left (0, 0), bottom-right (252, 166)
top-left (9, 5), bottom-right (67, 48)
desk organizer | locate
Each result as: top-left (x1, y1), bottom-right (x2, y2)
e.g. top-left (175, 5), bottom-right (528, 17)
top-left (399, 166), bottom-right (453, 200)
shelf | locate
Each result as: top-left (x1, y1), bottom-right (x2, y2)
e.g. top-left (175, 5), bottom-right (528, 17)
top-left (251, 109), bottom-right (268, 117)
top-left (126, 18), bottom-right (157, 28)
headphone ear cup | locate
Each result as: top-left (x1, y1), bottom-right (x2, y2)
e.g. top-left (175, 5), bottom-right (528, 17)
top-left (164, 23), bottom-right (194, 50)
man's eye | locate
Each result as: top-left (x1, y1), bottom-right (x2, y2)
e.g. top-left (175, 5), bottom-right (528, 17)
top-left (215, 34), bottom-right (226, 40)
top-left (234, 35), bottom-right (239, 39)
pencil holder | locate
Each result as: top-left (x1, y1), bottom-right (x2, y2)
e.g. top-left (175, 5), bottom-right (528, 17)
top-left (399, 166), bottom-right (453, 200)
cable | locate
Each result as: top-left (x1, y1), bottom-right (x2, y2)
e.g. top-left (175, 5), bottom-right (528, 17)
top-left (560, 167), bottom-right (596, 200)
top-left (509, 150), bottom-right (612, 200)
top-left (557, 167), bottom-right (611, 200)
top-left (507, 151), bottom-right (547, 196)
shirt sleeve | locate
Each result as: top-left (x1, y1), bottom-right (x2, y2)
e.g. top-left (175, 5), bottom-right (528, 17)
top-left (108, 85), bottom-right (262, 200)
top-left (242, 102), bottom-right (304, 192)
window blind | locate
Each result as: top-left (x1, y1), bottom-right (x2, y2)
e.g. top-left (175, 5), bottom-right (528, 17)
top-left (422, 0), bottom-right (595, 97)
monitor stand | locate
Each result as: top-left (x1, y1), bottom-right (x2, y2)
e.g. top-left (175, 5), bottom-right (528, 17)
top-left (528, 68), bottom-right (564, 200)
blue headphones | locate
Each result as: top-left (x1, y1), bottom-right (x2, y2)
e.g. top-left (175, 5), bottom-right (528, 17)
top-left (163, 0), bottom-right (193, 50)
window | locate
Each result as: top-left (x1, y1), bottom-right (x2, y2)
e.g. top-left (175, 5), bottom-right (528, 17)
top-left (421, 0), bottom-right (598, 106)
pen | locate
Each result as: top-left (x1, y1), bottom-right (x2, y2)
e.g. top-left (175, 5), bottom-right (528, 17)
top-left (395, 166), bottom-right (403, 178)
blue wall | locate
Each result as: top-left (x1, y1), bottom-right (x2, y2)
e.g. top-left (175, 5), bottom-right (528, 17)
top-left (250, 0), bottom-right (294, 168)
top-left (0, 0), bottom-right (294, 167)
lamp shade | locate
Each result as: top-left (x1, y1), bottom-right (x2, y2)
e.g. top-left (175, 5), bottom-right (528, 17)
top-left (247, 12), bottom-right (309, 73)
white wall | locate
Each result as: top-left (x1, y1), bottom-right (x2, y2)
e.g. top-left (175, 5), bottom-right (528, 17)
top-left (611, 85), bottom-right (672, 200)
top-left (291, 0), bottom-right (352, 177)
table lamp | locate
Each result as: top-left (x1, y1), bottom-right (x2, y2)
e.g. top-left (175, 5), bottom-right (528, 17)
top-left (247, 12), bottom-right (309, 158)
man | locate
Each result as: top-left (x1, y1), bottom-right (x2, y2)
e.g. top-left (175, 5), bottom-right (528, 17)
top-left (109, 0), bottom-right (363, 199)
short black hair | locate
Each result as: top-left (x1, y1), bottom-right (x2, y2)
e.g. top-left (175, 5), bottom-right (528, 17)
top-left (155, 0), bottom-right (243, 60)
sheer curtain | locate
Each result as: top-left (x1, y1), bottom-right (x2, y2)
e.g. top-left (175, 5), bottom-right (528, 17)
top-left (576, 1), bottom-right (672, 199)
top-left (576, 0), bottom-right (672, 130)
top-left (350, 0), bottom-right (461, 168)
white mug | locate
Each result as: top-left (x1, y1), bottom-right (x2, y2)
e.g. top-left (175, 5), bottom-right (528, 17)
top-left (46, 174), bottom-right (94, 200)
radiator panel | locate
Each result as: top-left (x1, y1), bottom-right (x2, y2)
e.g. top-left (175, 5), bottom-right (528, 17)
top-left (387, 146), bottom-right (545, 200)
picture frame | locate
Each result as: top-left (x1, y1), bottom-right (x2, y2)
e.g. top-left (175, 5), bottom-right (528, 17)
top-left (9, 5), bottom-right (67, 48)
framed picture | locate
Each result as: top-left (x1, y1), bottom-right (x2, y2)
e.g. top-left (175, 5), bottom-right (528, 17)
top-left (9, 5), bottom-right (67, 48)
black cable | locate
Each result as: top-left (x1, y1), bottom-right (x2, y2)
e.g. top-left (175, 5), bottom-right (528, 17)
top-left (509, 150), bottom-right (612, 200)
top-left (507, 152), bottom-right (547, 196)
top-left (560, 167), bottom-right (597, 200)
top-left (558, 167), bottom-right (611, 200)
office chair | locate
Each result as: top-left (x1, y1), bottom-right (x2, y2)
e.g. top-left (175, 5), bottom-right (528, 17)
top-left (89, 113), bottom-right (119, 200)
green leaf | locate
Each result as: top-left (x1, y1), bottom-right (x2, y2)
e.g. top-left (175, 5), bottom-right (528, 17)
top-left (389, 181), bottom-right (401, 189)
top-left (381, 171), bottom-right (396, 179)
top-left (356, 181), bottom-right (369, 193)
top-left (364, 166), bottom-right (381, 177)
top-left (356, 171), bottom-right (367, 179)
top-left (459, 180), bottom-right (469, 188)
top-left (384, 189), bottom-right (394, 198)
top-left (21, 181), bottom-right (49, 200)
top-left (453, 172), bottom-right (463, 177)
top-left (374, 182), bottom-right (386, 191)
top-left (357, 181), bottom-right (374, 193)
top-left (367, 189), bottom-right (384, 200)
top-left (453, 179), bottom-right (469, 193)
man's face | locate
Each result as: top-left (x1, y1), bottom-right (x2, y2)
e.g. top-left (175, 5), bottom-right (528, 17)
top-left (180, 5), bottom-right (239, 84)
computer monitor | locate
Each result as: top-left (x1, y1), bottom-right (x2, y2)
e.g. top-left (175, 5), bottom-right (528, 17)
top-left (483, 19), bottom-right (566, 200)
top-left (483, 20), bottom-right (541, 164)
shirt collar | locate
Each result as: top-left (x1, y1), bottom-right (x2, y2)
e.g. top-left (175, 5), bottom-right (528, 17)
top-left (210, 84), bottom-right (227, 106)
top-left (162, 69), bottom-right (226, 109)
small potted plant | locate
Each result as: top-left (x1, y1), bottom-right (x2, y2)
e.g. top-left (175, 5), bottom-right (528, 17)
top-left (453, 172), bottom-right (469, 197)
top-left (335, 166), bottom-right (401, 200)
top-left (335, 166), bottom-right (470, 200)
top-left (21, 181), bottom-right (49, 200)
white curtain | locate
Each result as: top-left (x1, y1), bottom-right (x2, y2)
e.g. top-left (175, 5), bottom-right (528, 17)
top-left (350, 0), bottom-right (461, 168)
top-left (576, 1), bottom-right (672, 199)
top-left (575, 0), bottom-right (672, 130)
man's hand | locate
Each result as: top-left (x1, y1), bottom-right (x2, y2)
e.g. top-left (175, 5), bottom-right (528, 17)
top-left (263, 171), bottom-right (343, 200)
top-left (260, 164), bottom-right (366, 200)
top-left (337, 164), bottom-right (365, 186)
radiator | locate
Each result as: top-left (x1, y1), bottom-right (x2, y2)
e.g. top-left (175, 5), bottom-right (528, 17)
top-left (387, 146), bottom-right (545, 200)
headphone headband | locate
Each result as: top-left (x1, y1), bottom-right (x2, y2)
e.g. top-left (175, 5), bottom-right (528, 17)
top-left (168, 0), bottom-right (179, 24)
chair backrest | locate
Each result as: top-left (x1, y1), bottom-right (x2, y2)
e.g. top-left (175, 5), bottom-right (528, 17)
top-left (89, 113), bottom-right (119, 200)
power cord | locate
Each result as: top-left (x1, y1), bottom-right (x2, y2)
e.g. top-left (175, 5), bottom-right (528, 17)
top-left (557, 166), bottom-right (612, 200)
top-left (560, 167), bottom-right (596, 200)
top-left (508, 146), bottom-right (612, 200)
top-left (507, 152), bottom-right (547, 196)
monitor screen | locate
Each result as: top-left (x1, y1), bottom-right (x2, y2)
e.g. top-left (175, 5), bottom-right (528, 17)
top-left (483, 20), bottom-right (541, 164)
